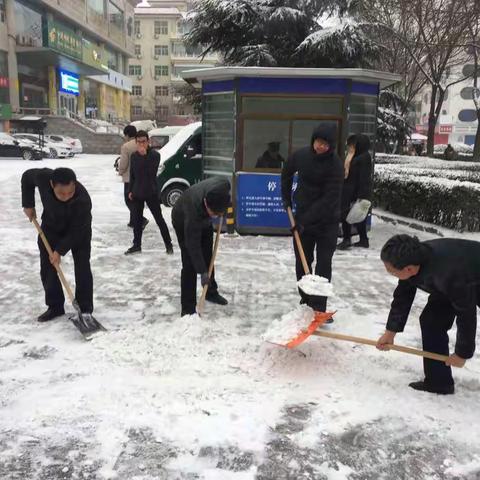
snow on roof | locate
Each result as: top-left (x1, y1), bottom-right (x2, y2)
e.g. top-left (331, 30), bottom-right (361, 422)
top-left (18, 116), bottom-right (43, 121)
top-left (159, 122), bottom-right (201, 164)
top-left (134, 7), bottom-right (182, 15)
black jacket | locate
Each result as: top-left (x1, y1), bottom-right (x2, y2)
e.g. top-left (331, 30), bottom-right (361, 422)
top-left (386, 238), bottom-right (480, 359)
top-left (281, 126), bottom-right (344, 230)
top-left (129, 148), bottom-right (160, 200)
top-left (343, 134), bottom-right (373, 203)
top-left (172, 176), bottom-right (231, 273)
top-left (21, 168), bottom-right (92, 255)
top-left (256, 151), bottom-right (285, 169)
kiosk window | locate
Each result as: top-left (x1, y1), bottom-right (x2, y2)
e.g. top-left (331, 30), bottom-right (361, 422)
top-left (291, 120), bottom-right (338, 153)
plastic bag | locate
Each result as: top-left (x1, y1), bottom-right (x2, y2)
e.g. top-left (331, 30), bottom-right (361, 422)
top-left (346, 199), bottom-right (371, 224)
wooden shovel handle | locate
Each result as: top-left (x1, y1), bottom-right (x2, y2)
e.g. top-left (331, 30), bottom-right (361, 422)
top-left (198, 216), bottom-right (223, 315)
top-left (32, 218), bottom-right (75, 303)
top-left (287, 207), bottom-right (310, 275)
top-left (311, 330), bottom-right (449, 362)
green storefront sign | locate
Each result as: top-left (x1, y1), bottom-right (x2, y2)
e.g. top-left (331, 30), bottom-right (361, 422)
top-left (0, 104), bottom-right (12, 120)
top-left (82, 39), bottom-right (108, 72)
top-left (43, 20), bottom-right (82, 61)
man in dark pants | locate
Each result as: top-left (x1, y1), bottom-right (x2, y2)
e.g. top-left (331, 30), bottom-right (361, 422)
top-left (21, 167), bottom-right (94, 321)
top-left (117, 124), bottom-right (148, 229)
top-left (125, 130), bottom-right (173, 255)
top-left (377, 234), bottom-right (480, 395)
top-left (171, 176), bottom-right (231, 316)
top-left (281, 125), bottom-right (344, 313)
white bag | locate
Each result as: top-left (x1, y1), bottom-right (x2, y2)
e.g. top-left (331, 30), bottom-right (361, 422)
top-left (346, 199), bottom-right (371, 224)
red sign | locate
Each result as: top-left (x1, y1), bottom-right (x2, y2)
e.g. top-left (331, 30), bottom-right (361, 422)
top-left (0, 77), bottom-right (8, 88)
top-left (439, 125), bottom-right (452, 133)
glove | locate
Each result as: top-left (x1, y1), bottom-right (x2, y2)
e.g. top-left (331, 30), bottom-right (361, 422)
top-left (201, 272), bottom-right (211, 287)
top-left (290, 223), bottom-right (304, 235)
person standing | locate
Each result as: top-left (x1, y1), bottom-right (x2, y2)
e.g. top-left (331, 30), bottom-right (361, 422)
top-left (255, 141), bottom-right (285, 169)
top-left (117, 125), bottom-right (148, 229)
top-left (21, 167), bottom-right (94, 321)
top-left (377, 234), bottom-right (480, 395)
top-left (125, 130), bottom-right (173, 255)
top-left (171, 176), bottom-right (231, 316)
top-left (281, 125), bottom-right (344, 313)
top-left (338, 134), bottom-right (373, 250)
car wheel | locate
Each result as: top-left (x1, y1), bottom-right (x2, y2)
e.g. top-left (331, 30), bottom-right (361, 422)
top-left (23, 149), bottom-right (33, 161)
top-left (161, 184), bottom-right (187, 207)
top-left (49, 148), bottom-right (58, 158)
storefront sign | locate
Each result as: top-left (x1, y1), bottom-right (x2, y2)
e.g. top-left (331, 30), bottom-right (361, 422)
top-left (0, 104), bottom-right (12, 120)
top-left (439, 125), bottom-right (453, 133)
top-left (236, 172), bottom-right (293, 229)
top-left (44, 20), bottom-right (82, 60)
top-left (82, 39), bottom-right (108, 72)
top-left (59, 69), bottom-right (80, 96)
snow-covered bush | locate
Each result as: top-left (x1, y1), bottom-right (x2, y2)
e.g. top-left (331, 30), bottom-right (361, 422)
top-left (433, 143), bottom-right (474, 155)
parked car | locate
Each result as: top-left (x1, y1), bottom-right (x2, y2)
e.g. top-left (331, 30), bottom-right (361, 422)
top-left (13, 133), bottom-right (73, 158)
top-left (45, 135), bottom-right (83, 154)
top-left (0, 133), bottom-right (43, 160)
top-left (130, 119), bottom-right (157, 132)
top-left (157, 122), bottom-right (203, 207)
top-left (149, 126), bottom-right (183, 150)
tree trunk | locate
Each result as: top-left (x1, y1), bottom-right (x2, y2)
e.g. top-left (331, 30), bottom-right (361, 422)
top-left (426, 85), bottom-right (438, 157)
top-left (473, 111), bottom-right (480, 162)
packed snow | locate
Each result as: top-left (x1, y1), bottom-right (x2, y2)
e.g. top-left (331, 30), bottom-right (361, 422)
top-left (1, 155), bottom-right (480, 479)
top-left (297, 274), bottom-right (334, 297)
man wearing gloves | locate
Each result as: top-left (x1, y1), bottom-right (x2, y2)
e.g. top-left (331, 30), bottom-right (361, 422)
top-left (281, 124), bottom-right (344, 313)
top-left (377, 234), bottom-right (480, 395)
top-left (172, 176), bottom-right (231, 316)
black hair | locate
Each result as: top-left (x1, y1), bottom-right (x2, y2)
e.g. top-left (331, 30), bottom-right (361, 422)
top-left (51, 167), bottom-right (76, 186)
top-left (124, 125), bottom-right (137, 137)
top-left (136, 130), bottom-right (149, 140)
top-left (205, 190), bottom-right (230, 214)
top-left (346, 134), bottom-right (357, 146)
top-left (380, 234), bottom-right (430, 269)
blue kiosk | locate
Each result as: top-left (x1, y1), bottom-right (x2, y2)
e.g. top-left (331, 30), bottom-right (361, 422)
top-left (181, 67), bottom-right (400, 235)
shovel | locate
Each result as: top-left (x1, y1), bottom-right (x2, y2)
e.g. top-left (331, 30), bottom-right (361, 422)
top-left (197, 216), bottom-right (223, 316)
top-left (32, 218), bottom-right (106, 340)
top-left (286, 207), bottom-right (334, 330)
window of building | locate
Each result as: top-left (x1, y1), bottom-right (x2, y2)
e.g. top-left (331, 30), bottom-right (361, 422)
top-left (87, 0), bottom-right (105, 19)
top-left (154, 45), bottom-right (169, 56)
top-left (108, 1), bottom-right (124, 40)
top-left (129, 65), bottom-right (142, 76)
top-left (460, 87), bottom-right (475, 100)
top-left (106, 49), bottom-right (119, 71)
top-left (132, 105), bottom-right (143, 116)
top-left (0, 51), bottom-right (9, 104)
top-left (132, 85), bottom-right (142, 96)
top-left (155, 86), bottom-right (169, 96)
top-left (155, 65), bottom-right (169, 77)
top-left (135, 45), bottom-right (141, 56)
top-left (154, 20), bottom-right (168, 35)
top-left (14, 1), bottom-right (43, 47)
top-left (458, 109), bottom-right (477, 122)
top-left (134, 20), bottom-right (141, 35)
top-left (177, 19), bottom-right (190, 36)
top-left (0, 0), bottom-right (5, 23)
top-left (156, 106), bottom-right (169, 119)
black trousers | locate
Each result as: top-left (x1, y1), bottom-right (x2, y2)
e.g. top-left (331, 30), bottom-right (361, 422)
top-left (294, 224), bottom-right (337, 312)
top-left (124, 183), bottom-right (146, 226)
top-left (173, 222), bottom-right (218, 315)
top-left (131, 195), bottom-right (172, 248)
top-left (38, 226), bottom-right (93, 313)
top-left (342, 219), bottom-right (368, 242)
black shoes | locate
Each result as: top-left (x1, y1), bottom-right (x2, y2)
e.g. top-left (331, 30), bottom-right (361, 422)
top-left (206, 292), bottom-right (228, 306)
top-left (38, 307), bottom-right (65, 322)
top-left (337, 239), bottom-right (352, 250)
top-left (125, 245), bottom-right (141, 255)
top-left (408, 381), bottom-right (454, 395)
top-left (354, 239), bottom-right (369, 248)
top-left (166, 244), bottom-right (174, 255)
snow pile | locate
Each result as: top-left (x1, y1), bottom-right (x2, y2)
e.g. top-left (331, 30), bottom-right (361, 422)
top-left (262, 306), bottom-right (314, 345)
top-left (297, 274), bottom-right (333, 297)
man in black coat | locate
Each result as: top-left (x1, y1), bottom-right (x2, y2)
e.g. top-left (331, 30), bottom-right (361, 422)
top-left (377, 234), bottom-right (480, 394)
top-left (281, 125), bottom-right (344, 313)
top-left (22, 167), bottom-right (94, 322)
top-left (171, 176), bottom-right (231, 316)
top-left (125, 130), bottom-right (173, 255)
top-left (338, 133), bottom-right (373, 250)
top-left (255, 141), bottom-right (285, 169)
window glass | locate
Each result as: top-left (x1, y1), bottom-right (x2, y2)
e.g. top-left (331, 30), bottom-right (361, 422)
top-left (14, 1), bottom-right (43, 47)
top-left (108, 1), bottom-right (124, 43)
top-left (291, 120), bottom-right (338, 153)
top-left (242, 96), bottom-right (342, 116)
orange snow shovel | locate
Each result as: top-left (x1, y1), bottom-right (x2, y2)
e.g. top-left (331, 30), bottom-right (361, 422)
top-left (197, 216), bottom-right (223, 316)
top-left (286, 206), bottom-right (334, 340)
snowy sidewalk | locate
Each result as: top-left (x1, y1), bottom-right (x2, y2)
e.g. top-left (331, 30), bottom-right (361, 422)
top-left (1, 155), bottom-right (479, 480)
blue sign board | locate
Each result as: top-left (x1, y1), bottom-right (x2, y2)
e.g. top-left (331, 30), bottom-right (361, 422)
top-left (236, 172), bottom-right (294, 229)
top-left (59, 69), bottom-right (79, 96)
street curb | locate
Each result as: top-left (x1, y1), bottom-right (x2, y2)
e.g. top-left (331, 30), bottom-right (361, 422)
top-left (373, 211), bottom-right (444, 237)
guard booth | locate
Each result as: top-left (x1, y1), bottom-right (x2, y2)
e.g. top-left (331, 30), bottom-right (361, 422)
top-left (181, 67), bottom-right (400, 235)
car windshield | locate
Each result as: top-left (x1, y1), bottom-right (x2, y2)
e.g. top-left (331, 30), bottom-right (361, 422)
top-left (159, 122), bottom-right (201, 164)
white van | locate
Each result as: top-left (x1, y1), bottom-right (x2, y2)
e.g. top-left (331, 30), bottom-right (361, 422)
top-left (149, 126), bottom-right (183, 150)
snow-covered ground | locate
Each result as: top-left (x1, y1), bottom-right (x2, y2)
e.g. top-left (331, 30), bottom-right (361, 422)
top-left (1, 155), bottom-right (480, 480)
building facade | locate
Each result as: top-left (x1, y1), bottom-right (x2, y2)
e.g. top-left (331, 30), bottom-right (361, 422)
top-left (0, 0), bottom-right (136, 131)
top-left (130, 0), bottom-right (217, 126)
top-left (415, 62), bottom-right (479, 146)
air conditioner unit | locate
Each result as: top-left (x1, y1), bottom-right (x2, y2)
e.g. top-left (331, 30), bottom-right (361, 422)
top-left (136, 33), bottom-right (142, 39)
top-left (136, 54), bottom-right (142, 59)
top-left (154, 55), bottom-right (159, 60)
top-left (137, 75), bottom-right (143, 80)
top-left (154, 76), bottom-right (159, 81)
